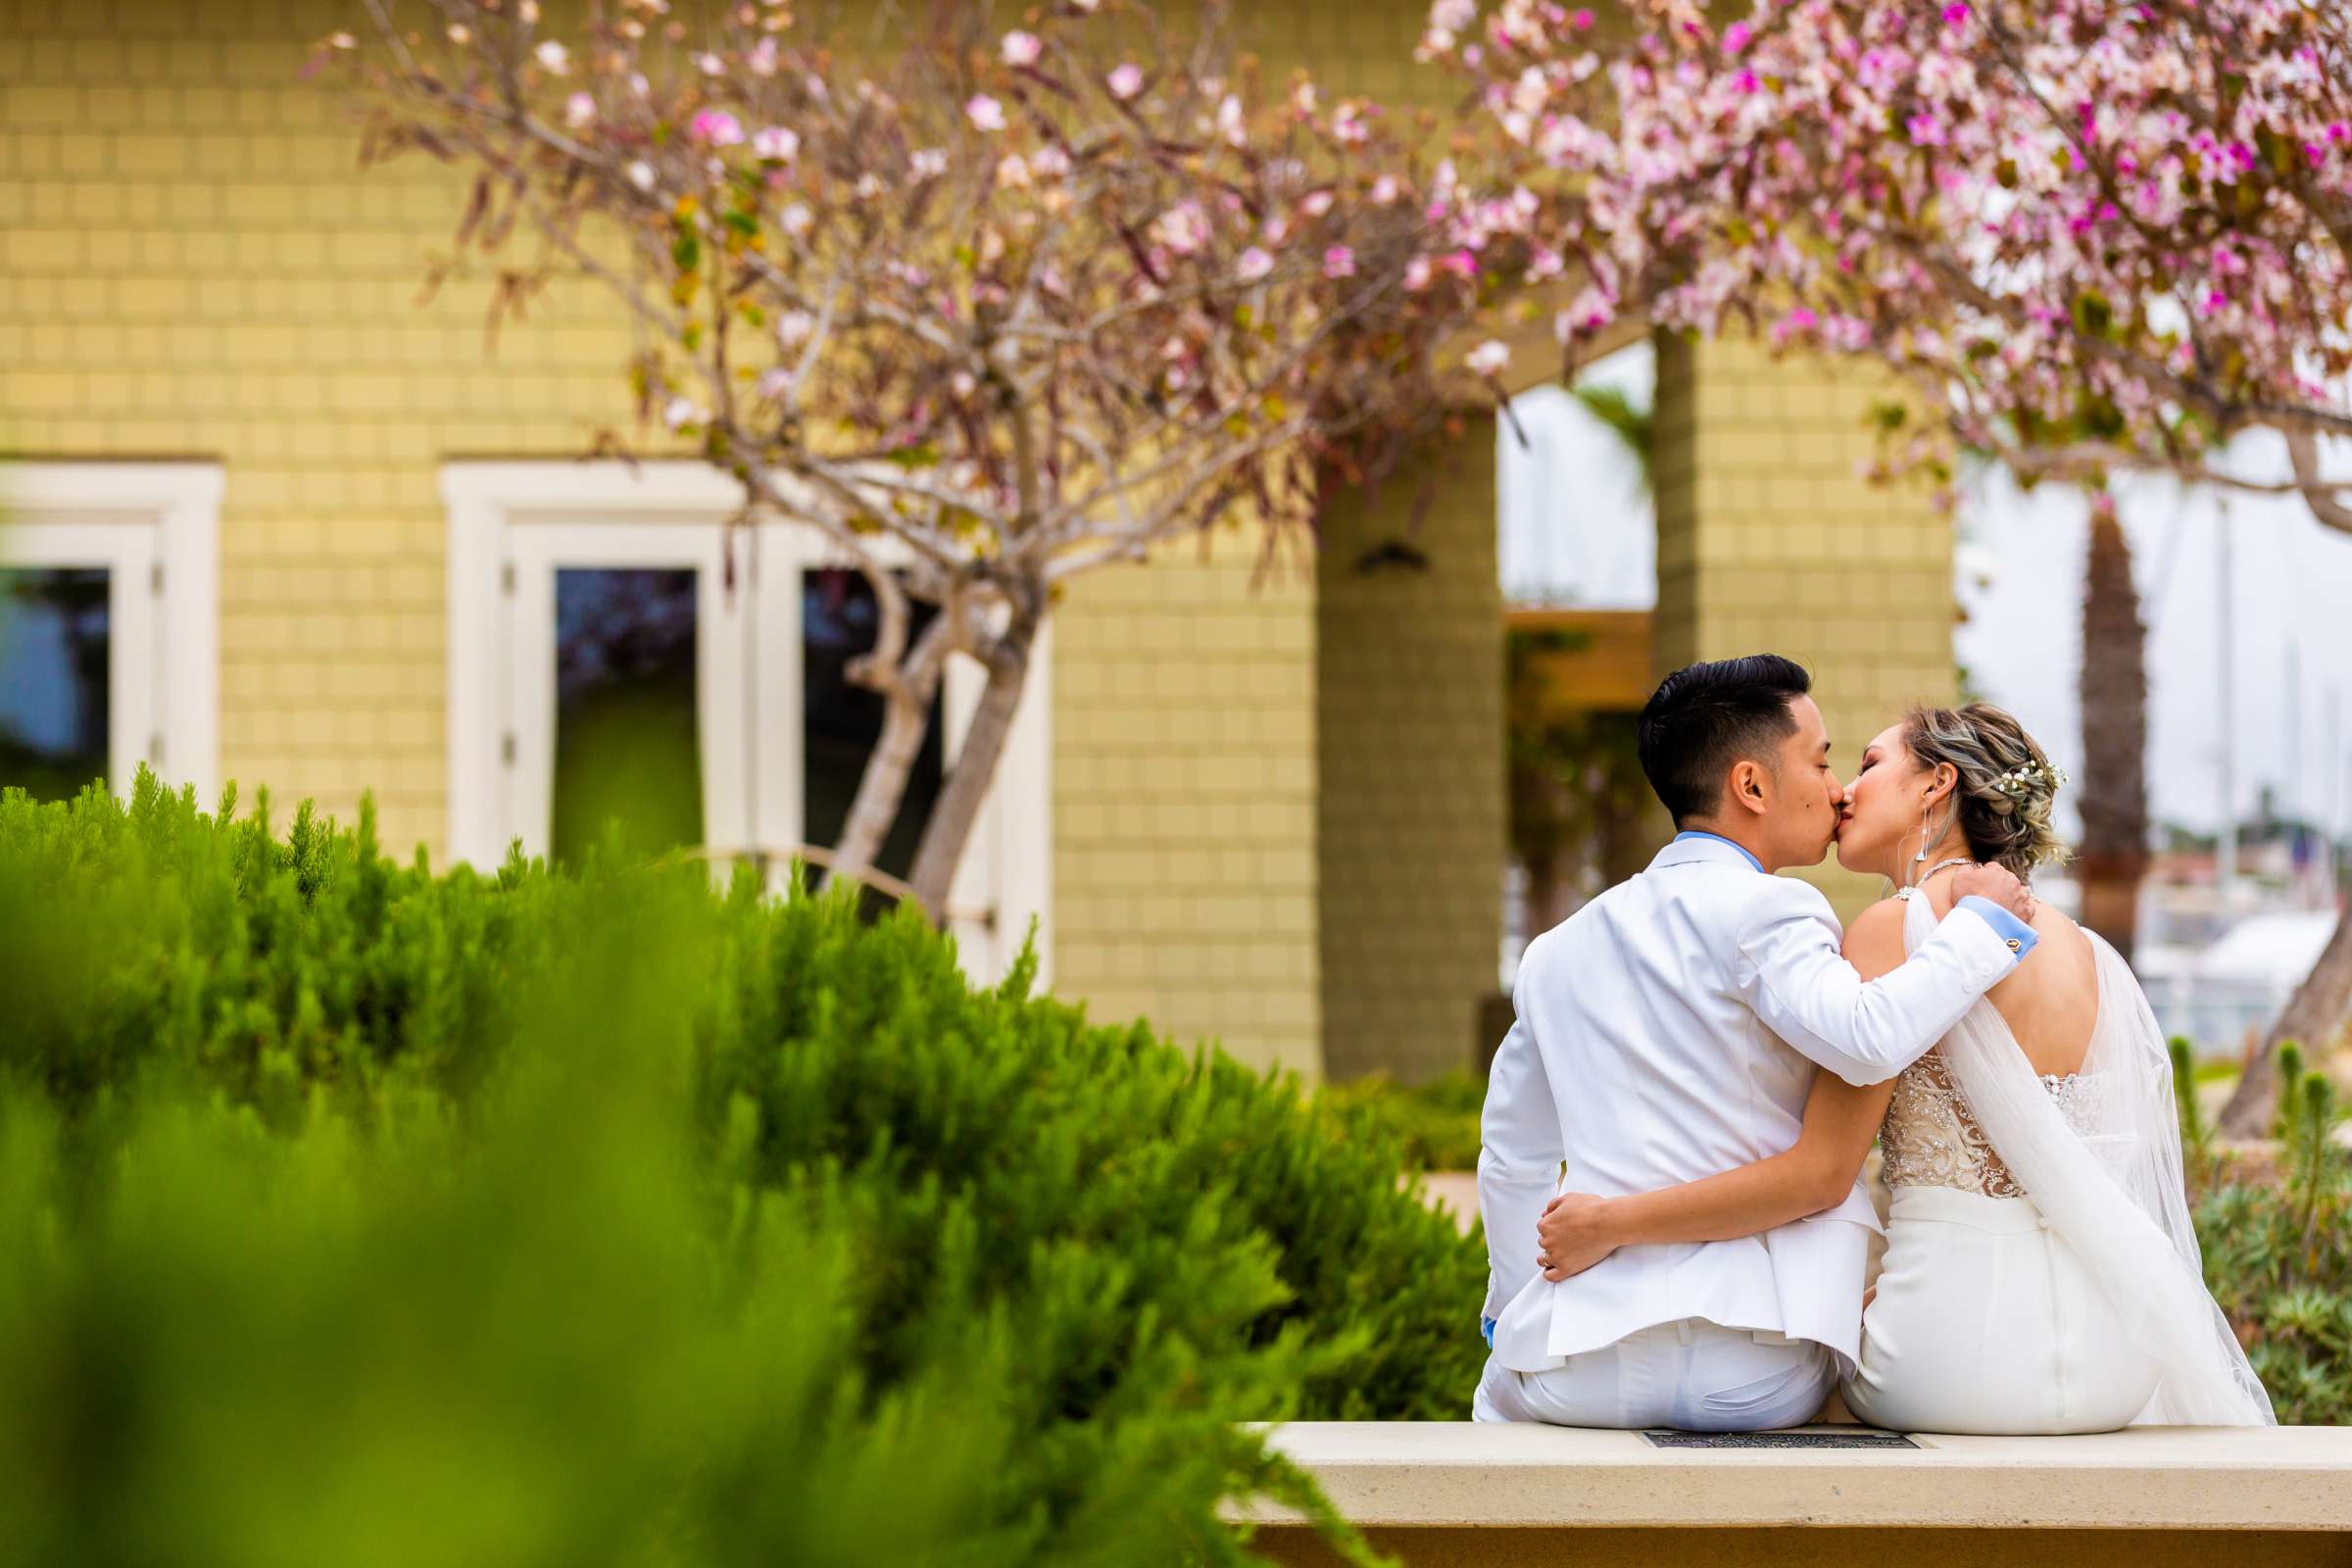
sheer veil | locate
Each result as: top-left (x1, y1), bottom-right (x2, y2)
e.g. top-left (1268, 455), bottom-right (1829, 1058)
top-left (1903, 893), bottom-right (2275, 1426)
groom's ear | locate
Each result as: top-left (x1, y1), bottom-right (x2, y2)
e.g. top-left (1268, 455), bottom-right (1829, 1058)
top-left (1726, 758), bottom-right (1772, 816)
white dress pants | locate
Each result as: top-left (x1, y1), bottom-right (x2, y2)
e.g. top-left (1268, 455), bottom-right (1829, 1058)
top-left (1472, 1316), bottom-right (1838, 1431)
top-left (1842, 1186), bottom-right (2161, 1435)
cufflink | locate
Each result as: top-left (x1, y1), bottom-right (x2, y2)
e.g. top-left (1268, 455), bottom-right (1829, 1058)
top-left (2005, 938), bottom-right (2023, 953)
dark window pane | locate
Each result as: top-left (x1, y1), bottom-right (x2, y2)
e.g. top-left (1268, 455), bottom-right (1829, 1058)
top-left (0, 567), bottom-right (111, 802)
top-left (802, 567), bottom-right (943, 892)
top-left (550, 567), bottom-right (703, 866)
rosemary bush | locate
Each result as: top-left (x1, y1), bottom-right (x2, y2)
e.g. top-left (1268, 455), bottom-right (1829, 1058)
top-left (0, 776), bottom-right (1488, 1564)
top-left (2178, 1036), bottom-right (2352, 1424)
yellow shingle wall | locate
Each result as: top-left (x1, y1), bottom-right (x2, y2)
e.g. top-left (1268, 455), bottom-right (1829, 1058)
top-left (0, 0), bottom-right (635, 854)
top-left (1652, 331), bottom-right (1957, 917)
top-left (0, 0), bottom-right (1336, 1075)
top-left (1051, 528), bottom-right (1321, 1077)
top-left (1315, 428), bottom-right (1504, 1085)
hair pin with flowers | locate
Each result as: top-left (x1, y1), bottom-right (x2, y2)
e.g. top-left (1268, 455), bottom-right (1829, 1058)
top-left (1991, 760), bottom-right (2068, 803)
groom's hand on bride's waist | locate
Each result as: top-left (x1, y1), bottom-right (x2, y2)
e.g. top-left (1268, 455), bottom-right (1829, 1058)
top-left (1536, 1193), bottom-right (1622, 1282)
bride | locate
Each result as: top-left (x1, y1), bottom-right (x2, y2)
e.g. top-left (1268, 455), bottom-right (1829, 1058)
top-left (1533, 702), bottom-right (2274, 1432)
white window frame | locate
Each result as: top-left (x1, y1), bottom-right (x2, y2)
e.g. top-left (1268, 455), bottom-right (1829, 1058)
top-left (442, 461), bottom-right (1053, 986)
top-left (0, 461), bottom-right (222, 803)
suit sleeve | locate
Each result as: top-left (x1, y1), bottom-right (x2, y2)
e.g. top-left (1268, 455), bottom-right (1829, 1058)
top-left (1733, 879), bottom-right (2025, 1087)
top-left (1477, 971), bottom-right (1562, 1325)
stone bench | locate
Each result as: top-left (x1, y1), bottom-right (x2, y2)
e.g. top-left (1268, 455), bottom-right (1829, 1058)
top-left (1228, 1422), bottom-right (2352, 1567)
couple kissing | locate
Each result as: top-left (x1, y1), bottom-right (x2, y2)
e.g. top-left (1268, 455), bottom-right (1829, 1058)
top-left (1473, 654), bottom-right (2273, 1435)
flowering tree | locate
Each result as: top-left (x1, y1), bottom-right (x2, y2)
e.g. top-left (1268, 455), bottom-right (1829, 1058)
top-left (323, 0), bottom-right (1528, 914)
top-left (1426, 0), bottom-right (2352, 523)
top-left (1428, 0), bottom-right (2352, 1126)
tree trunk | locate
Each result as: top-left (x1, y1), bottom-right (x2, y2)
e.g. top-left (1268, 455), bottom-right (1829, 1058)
top-left (904, 597), bottom-right (1044, 918)
top-left (2076, 505), bottom-right (2149, 962)
top-left (2218, 906), bottom-right (2352, 1136)
top-left (822, 612), bottom-right (954, 889)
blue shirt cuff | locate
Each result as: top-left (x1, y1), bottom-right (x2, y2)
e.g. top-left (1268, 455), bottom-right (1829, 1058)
top-left (1957, 895), bottom-right (2039, 961)
top-left (1482, 1316), bottom-right (1495, 1348)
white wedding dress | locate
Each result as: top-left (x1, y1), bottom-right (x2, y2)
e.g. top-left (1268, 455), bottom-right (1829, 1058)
top-left (1841, 893), bottom-right (2275, 1433)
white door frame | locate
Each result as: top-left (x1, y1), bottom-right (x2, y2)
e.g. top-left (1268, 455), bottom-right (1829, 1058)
top-left (442, 461), bottom-right (1052, 985)
top-left (507, 519), bottom-right (752, 866)
top-left (0, 461), bottom-right (222, 803)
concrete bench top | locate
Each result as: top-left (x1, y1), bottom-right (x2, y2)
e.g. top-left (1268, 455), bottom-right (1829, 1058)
top-left (1229, 1422), bottom-right (2352, 1533)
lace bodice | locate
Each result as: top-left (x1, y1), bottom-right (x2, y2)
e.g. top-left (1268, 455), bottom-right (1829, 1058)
top-left (1879, 1049), bottom-right (2102, 1198)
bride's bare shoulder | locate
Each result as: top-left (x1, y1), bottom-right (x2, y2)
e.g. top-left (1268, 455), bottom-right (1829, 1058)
top-left (1839, 897), bottom-right (1910, 972)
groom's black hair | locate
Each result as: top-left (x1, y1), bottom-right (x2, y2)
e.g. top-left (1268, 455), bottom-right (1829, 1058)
top-left (1637, 655), bottom-right (1814, 825)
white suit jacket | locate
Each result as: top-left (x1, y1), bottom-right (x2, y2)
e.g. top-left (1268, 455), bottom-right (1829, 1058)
top-left (1481, 833), bottom-right (2031, 1372)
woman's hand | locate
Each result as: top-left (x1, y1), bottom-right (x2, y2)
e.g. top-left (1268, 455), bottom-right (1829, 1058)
top-left (1536, 1193), bottom-right (1623, 1282)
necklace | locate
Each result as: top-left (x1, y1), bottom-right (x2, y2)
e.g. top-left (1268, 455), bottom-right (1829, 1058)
top-left (1893, 857), bottom-right (1977, 902)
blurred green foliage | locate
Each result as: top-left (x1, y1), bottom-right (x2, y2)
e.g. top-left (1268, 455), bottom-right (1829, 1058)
top-left (2179, 1036), bottom-right (2352, 1424)
top-left (1316, 1071), bottom-right (1485, 1173)
top-left (0, 774), bottom-right (1488, 1566)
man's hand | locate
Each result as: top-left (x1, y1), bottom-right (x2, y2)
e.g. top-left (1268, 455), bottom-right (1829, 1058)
top-left (1949, 859), bottom-right (2036, 924)
top-left (1536, 1193), bottom-right (1624, 1282)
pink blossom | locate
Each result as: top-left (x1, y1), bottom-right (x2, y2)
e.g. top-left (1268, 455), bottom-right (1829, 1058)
top-left (1107, 63), bottom-right (1145, 100)
top-left (1404, 255), bottom-right (1434, 291)
top-left (1300, 190), bottom-right (1336, 219)
top-left (1149, 200), bottom-right (1210, 255)
top-left (1001, 29), bottom-right (1043, 67)
top-left (964, 94), bottom-right (1006, 131)
top-left (1215, 94), bottom-right (1247, 145)
top-left (564, 92), bottom-right (596, 129)
top-left (1466, 339), bottom-right (1511, 376)
top-left (689, 110), bottom-right (745, 146)
top-left (1322, 245), bottom-right (1357, 278)
top-left (534, 40), bottom-right (570, 74)
top-left (753, 126), bottom-right (799, 162)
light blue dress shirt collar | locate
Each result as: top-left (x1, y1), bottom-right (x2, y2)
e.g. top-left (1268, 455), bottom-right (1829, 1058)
top-left (1673, 829), bottom-right (1765, 874)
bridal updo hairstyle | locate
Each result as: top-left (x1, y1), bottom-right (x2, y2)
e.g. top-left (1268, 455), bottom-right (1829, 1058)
top-left (1901, 703), bottom-right (2070, 878)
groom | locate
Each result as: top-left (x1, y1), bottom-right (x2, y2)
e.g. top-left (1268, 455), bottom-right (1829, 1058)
top-left (1472, 655), bottom-right (2040, 1430)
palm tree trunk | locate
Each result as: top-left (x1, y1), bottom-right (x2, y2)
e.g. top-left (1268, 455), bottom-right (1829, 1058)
top-left (2076, 504), bottom-right (2149, 962)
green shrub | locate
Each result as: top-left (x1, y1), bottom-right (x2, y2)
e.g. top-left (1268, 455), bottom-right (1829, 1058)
top-left (0, 776), bottom-right (1488, 1563)
top-left (2180, 1038), bottom-right (2352, 1424)
top-left (1314, 1070), bottom-right (1485, 1172)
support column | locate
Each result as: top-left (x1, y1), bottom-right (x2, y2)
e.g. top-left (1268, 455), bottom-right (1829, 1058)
top-left (1652, 332), bottom-right (1957, 916)
top-left (1317, 421), bottom-right (1506, 1083)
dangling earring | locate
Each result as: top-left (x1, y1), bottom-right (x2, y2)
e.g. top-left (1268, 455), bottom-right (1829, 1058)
top-left (1898, 800), bottom-right (1932, 891)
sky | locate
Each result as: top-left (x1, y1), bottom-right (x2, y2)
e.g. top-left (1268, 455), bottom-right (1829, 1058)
top-left (1497, 343), bottom-right (2352, 840)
